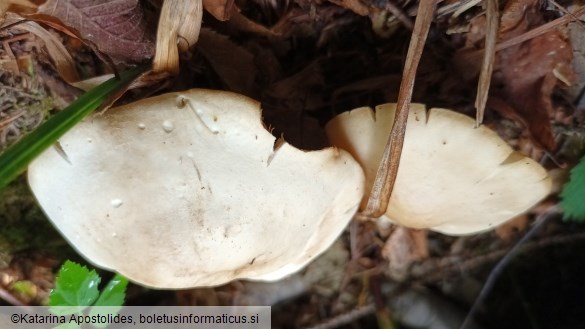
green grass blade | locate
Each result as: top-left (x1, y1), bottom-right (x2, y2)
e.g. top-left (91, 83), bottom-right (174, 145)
top-left (0, 65), bottom-right (148, 190)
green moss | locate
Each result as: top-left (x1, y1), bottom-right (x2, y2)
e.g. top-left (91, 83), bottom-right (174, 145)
top-left (0, 175), bottom-right (64, 252)
top-left (0, 71), bottom-right (56, 151)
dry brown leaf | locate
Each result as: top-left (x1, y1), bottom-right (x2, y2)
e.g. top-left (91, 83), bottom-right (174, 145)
top-left (494, 35), bottom-right (573, 151)
top-left (197, 28), bottom-right (256, 95)
top-left (492, 0), bottom-right (575, 150)
top-left (202, 0), bottom-right (235, 21)
top-left (36, 0), bottom-right (154, 63)
top-left (456, 5), bottom-right (581, 149)
top-left (1, 12), bottom-right (78, 82)
top-left (0, 0), bottom-right (36, 19)
top-left (498, 0), bottom-right (540, 36)
top-left (3, 13), bottom-right (79, 82)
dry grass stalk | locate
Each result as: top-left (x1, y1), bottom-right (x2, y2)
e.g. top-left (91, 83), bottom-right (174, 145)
top-left (363, 0), bottom-right (438, 218)
top-left (153, 0), bottom-right (203, 74)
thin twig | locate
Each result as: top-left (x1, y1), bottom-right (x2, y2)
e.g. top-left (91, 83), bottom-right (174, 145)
top-left (474, 0), bottom-right (498, 126)
top-left (0, 110), bottom-right (25, 128)
top-left (496, 5), bottom-right (585, 51)
top-left (460, 4), bottom-right (585, 64)
top-left (363, 0), bottom-right (438, 217)
top-left (436, 0), bottom-right (479, 17)
top-left (549, 0), bottom-right (585, 29)
top-left (410, 229), bottom-right (585, 283)
top-left (384, 1), bottom-right (414, 31)
top-left (302, 303), bottom-right (376, 329)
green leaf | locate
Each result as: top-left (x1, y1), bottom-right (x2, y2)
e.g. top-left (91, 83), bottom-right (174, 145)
top-left (87, 274), bottom-right (128, 328)
top-left (93, 274), bottom-right (128, 307)
top-left (561, 155), bottom-right (585, 221)
top-left (0, 64), bottom-right (148, 190)
top-left (49, 260), bottom-right (101, 312)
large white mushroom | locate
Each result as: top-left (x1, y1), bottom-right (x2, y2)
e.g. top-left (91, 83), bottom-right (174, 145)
top-left (28, 89), bottom-right (365, 288)
top-left (326, 103), bottom-right (551, 235)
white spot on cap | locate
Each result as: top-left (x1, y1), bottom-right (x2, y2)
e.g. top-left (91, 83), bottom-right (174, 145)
top-left (138, 123), bottom-right (146, 129)
top-left (162, 120), bottom-right (174, 133)
top-left (111, 199), bottom-right (123, 208)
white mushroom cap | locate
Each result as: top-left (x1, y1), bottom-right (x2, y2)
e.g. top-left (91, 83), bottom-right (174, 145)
top-left (28, 89), bottom-right (364, 288)
top-left (325, 103), bottom-right (551, 235)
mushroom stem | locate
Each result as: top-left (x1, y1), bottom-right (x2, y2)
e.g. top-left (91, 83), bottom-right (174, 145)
top-left (363, 0), bottom-right (438, 217)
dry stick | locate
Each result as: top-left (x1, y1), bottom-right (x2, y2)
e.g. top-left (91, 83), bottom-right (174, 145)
top-left (459, 4), bottom-right (585, 64)
top-left (384, 1), bottom-right (414, 31)
top-left (0, 110), bottom-right (25, 128)
top-left (496, 5), bottom-right (585, 52)
top-left (411, 230), bottom-right (585, 283)
top-left (436, 0), bottom-right (477, 17)
top-left (474, 0), bottom-right (498, 126)
top-left (451, 0), bottom-right (482, 19)
top-left (363, 0), bottom-right (438, 217)
top-left (457, 4), bottom-right (585, 76)
top-left (549, 0), bottom-right (585, 29)
top-left (302, 303), bottom-right (376, 329)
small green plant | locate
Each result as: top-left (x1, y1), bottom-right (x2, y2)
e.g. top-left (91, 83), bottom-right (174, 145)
top-left (49, 260), bottom-right (128, 329)
top-left (561, 155), bottom-right (585, 221)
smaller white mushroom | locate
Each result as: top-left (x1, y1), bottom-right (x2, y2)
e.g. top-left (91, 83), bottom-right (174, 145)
top-left (326, 103), bottom-right (551, 235)
top-left (28, 89), bottom-right (365, 288)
